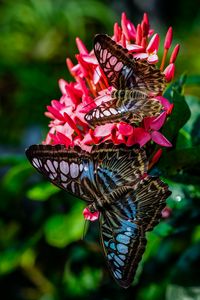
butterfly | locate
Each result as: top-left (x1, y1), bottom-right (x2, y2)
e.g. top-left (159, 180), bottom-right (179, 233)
top-left (26, 143), bottom-right (171, 288)
top-left (85, 34), bottom-right (166, 126)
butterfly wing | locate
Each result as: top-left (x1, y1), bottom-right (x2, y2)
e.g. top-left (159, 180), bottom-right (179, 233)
top-left (25, 144), bottom-right (99, 202)
top-left (100, 176), bottom-right (171, 288)
top-left (94, 34), bottom-right (166, 93)
top-left (85, 89), bottom-right (162, 126)
top-left (26, 143), bottom-right (148, 203)
top-left (90, 143), bottom-right (148, 202)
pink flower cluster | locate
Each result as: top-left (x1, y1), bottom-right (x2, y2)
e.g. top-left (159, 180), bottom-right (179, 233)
top-left (44, 12), bottom-right (180, 152)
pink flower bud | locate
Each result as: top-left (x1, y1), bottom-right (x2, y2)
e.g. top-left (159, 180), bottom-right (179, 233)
top-left (164, 27), bottom-right (173, 50)
top-left (136, 24), bottom-right (142, 45)
top-left (121, 12), bottom-right (130, 41)
top-left (146, 33), bottom-right (160, 53)
top-left (170, 44), bottom-right (180, 63)
top-left (114, 22), bottom-right (121, 42)
top-left (164, 63), bottom-right (175, 82)
top-left (76, 37), bottom-right (88, 55)
top-left (66, 58), bottom-right (75, 76)
top-left (151, 148), bottom-right (163, 165)
top-left (162, 207), bottom-right (172, 219)
top-left (142, 13), bottom-right (149, 36)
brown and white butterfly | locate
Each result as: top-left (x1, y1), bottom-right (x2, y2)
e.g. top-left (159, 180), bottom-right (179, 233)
top-left (26, 143), bottom-right (171, 288)
top-left (85, 34), bottom-right (166, 126)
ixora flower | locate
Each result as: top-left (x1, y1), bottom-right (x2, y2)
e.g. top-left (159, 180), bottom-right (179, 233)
top-left (42, 13), bottom-right (179, 221)
top-left (44, 12), bottom-right (179, 153)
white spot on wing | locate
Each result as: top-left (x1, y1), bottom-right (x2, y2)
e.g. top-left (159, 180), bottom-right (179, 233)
top-left (71, 181), bottom-right (76, 193)
top-left (114, 61), bottom-right (123, 71)
top-left (47, 160), bottom-right (55, 173)
top-left (103, 110), bottom-right (111, 117)
top-left (53, 160), bottom-right (58, 169)
top-left (61, 173), bottom-right (67, 182)
top-left (70, 163), bottom-right (79, 178)
top-left (49, 173), bottom-right (56, 180)
top-left (32, 158), bottom-right (40, 169)
top-left (110, 108), bottom-right (118, 115)
top-left (62, 182), bottom-right (68, 188)
top-left (60, 161), bottom-right (69, 175)
top-left (109, 56), bottom-right (117, 65)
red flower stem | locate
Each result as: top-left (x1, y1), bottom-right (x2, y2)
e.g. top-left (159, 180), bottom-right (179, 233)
top-left (160, 48), bottom-right (168, 71)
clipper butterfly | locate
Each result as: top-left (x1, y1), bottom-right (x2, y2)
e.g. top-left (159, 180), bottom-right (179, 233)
top-left (85, 34), bottom-right (166, 126)
top-left (26, 143), bottom-right (171, 288)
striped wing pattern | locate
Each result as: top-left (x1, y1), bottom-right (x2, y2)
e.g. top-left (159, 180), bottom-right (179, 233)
top-left (93, 34), bottom-right (166, 92)
top-left (26, 143), bottom-right (171, 288)
top-left (85, 89), bottom-right (162, 126)
top-left (101, 177), bottom-right (171, 288)
top-left (85, 34), bottom-right (165, 126)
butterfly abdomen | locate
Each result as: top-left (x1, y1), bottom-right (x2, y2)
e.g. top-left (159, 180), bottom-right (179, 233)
top-left (111, 89), bottom-right (147, 101)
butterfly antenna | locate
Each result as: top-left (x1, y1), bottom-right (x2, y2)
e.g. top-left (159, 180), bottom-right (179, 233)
top-left (82, 93), bottom-right (105, 110)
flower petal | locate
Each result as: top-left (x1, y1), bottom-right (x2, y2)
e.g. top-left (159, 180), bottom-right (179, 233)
top-left (133, 52), bottom-right (148, 60)
top-left (150, 112), bottom-right (167, 130)
top-left (151, 131), bottom-right (172, 147)
top-left (146, 33), bottom-right (160, 53)
top-left (127, 128), bottom-right (151, 147)
top-left (126, 43), bottom-right (144, 52)
top-left (83, 207), bottom-right (99, 221)
top-left (118, 123), bottom-right (134, 136)
top-left (155, 96), bottom-right (171, 111)
top-left (93, 124), bottom-right (115, 137)
top-left (147, 53), bottom-right (158, 64)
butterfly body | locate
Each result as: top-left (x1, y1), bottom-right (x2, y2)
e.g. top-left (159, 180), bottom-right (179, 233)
top-left (85, 34), bottom-right (165, 126)
top-left (26, 143), bottom-right (171, 288)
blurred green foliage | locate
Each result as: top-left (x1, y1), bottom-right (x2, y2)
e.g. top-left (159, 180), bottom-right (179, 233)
top-left (0, 0), bottom-right (200, 299)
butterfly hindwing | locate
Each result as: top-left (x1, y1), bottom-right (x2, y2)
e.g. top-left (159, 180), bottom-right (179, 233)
top-left (100, 176), bottom-right (171, 288)
top-left (100, 193), bottom-right (146, 288)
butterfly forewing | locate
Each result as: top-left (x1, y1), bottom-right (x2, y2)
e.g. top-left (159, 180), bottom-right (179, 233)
top-left (26, 144), bottom-right (97, 202)
top-left (25, 143), bottom-right (147, 205)
top-left (85, 34), bottom-right (165, 126)
top-left (91, 143), bottom-right (148, 200)
top-left (94, 34), bottom-right (166, 93)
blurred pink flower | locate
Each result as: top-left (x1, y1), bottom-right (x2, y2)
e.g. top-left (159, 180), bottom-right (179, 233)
top-left (83, 207), bottom-right (99, 221)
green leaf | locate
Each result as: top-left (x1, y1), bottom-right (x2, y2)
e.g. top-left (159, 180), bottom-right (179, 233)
top-left (26, 182), bottom-right (59, 201)
top-left (0, 248), bottom-right (23, 275)
top-left (166, 285), bottom-right (200, 300)
top-left (157, 146), bottom-right (200, 177)
top-left (185, 75), bottom-right (200, 85)
top-left (162, 90), bottom-right (191, 143)
top-left (44, 202), bottom-right (85, 248)
top-left (164, 73), bottom-right (187, 99)
top-left (2, 162), bottom-right (32, 194)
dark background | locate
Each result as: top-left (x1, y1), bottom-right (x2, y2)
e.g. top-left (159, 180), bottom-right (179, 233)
top-left (0, 0), bottom-right (200, 299)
